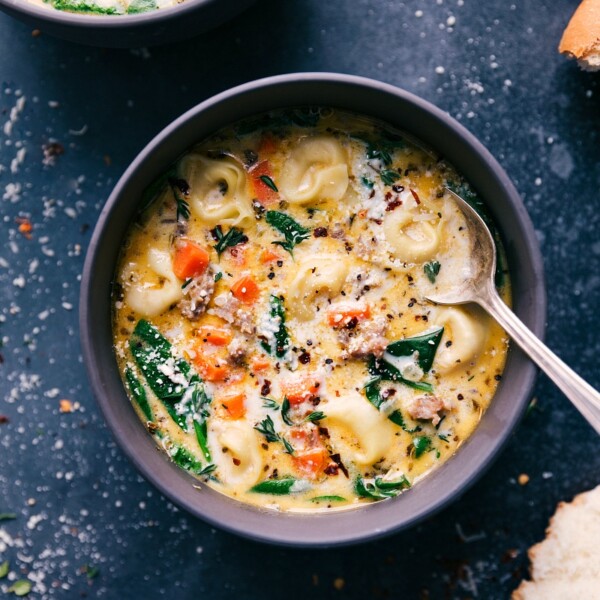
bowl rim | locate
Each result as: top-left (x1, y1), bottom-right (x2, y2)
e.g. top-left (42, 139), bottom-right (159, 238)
top-left (0, 0), bottom-right (221, 27)
top-left (80, 72), bottom-right (546, 547)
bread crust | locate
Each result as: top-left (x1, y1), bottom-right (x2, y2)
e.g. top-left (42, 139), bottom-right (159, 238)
top-left (559, 0), bottom-right (600, 59)
top-left (512, 485), bottom-right (600, 599)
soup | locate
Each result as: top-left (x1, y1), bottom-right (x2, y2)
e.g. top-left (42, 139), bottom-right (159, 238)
top-left (112, 108), bottom-right (510, 512)
top-left (29, 0), bottom-right (173, 16)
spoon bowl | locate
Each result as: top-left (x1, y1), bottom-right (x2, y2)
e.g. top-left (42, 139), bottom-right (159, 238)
top-left (428, 189), bottom-right (600, 434)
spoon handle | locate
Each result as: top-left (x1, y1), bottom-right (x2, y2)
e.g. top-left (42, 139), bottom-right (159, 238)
top-left (481, 287), bottom-right (600, 435)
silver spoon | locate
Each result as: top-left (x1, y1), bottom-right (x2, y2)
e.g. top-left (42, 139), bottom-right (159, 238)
top-left (426, 189), bottom-right (600, 434)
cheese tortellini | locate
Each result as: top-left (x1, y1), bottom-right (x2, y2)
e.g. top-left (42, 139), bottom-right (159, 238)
top-left (288, 255), bottom-right (350, 320)
top-left (326, 390), bottom-right (395, 465)
top-left (433, 307), bottom-right (488, 373)
top-left (179, 155), bottom-right (254, 227)
top-left (384, 210), bottom-right (441, 264)
top-left (123, 248), bottom-right (182, 317)
top-left (279, 135), bottom-right (349, 205)
top-left (209, 421), bottom-right (265, 487)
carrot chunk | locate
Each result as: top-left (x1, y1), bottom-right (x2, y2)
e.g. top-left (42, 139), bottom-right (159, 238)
top-left (293, 448), bottom-right (328, 479)
top-left (260, 249), bottom-right (280, 264)
top-left (249, 160), bottom-right (278, 205)
top-left (195, 326), bottom-right (233, 347)
top-left (281, 378), bottom-right (321, 405)
top-left (326, 304), bottom-right (371, 328)
top-left (173, 241), bottom-right (210, 280)
top-left (231, 275), bottom-right (260, 304)
top-left (220, 392), bottom-right (246, 419)
top-left (194, 354), bottom-right (228, 382)
top-left (251, 356), bottom-right (271, 372)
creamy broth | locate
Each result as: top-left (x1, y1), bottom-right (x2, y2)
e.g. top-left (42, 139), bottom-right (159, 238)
top-left (113, 108), bottom-right (510, 512)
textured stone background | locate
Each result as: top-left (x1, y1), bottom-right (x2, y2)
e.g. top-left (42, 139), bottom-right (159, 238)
top-left (0, 0), bottom-right (599, 598)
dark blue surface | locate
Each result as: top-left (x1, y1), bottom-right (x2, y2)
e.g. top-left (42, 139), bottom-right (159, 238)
top-left (1, 1), bottom-right (599, 598)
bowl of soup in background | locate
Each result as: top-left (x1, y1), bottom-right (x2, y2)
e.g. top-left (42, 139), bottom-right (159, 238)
top-left (80, 72), bottom-right (546, 546)
top-left (0, 0), bottom-right (256, 47)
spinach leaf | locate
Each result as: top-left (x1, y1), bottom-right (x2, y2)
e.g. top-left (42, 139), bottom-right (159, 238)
top-left (310, 495), bottom-right (346, 503)
top-left (130, 320), bottom-right (212, 458)
top-left (125, 367), bottom-right (153, 422)
top-left (363, 378), bottom-right (420, 432)
top-left (368, 358), bottom-right (434, 392)
top-left (212, 225), bottom-right (247, 257)
top-left (129, 320), bottom-right (188, 402)
top-left (260, 295), bottom-right (290, 358)
top-left (424, 260), bottom-right (441, 283)
top-left (384, 327), bottom-right (444, 372)
top-left (52, 0), bottom-right (120, 14)
top-left (355, 475), bottom-right (411, 500)
top-left (127, 0), bottom-right (157, 13)
top-left (250, 478), bottom-right (298, 495)
top-left (412, 436), bottom-right (432, 458)
top-left (265, 211), bottom-right (310, 256)
top-left (170, 444), bottom-right (203, 474)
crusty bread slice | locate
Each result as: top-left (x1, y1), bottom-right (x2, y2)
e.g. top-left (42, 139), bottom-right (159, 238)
top-left (512, 485), bottom-right (600, 600)
top-left (514, 579), bottom-right (600, 599)
top-left (559, 0), bottom-right (600, 71)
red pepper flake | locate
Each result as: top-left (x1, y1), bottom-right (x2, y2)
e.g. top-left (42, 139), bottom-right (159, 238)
top-left (0, 415), bottom-right (9, 424)
top-left (410, 189), bottom-right (421, 204)
top-left (385, 199), bottom-right (402, 212)
top-left (16, 217), bottom-right (33, 239)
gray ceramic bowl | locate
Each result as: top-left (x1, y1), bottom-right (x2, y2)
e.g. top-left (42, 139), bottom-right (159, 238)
top-left (80, 73), bottom-right (546, 547)
top-left (0, 0), bottom-right (256, 47)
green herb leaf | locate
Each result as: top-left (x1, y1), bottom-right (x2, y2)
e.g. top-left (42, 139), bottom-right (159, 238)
top-left (305, 411), bottom-right (325, 423)
top-left (310, 495), bottom-right (346, 503)
top-left (360, 176), bottom-right (374, 189)
top-left (139, 167), bottom-right (176, 213)
top-left (282, 437), bottom-right (295, 455)
top-left (384, 327), bottom-right (445, 373)
top-left (265, 211), bottom-right (310, 256)
top-left (438, 433), bottom-right (450, 442)
top-left (0, 513), bottom-right (17, 521)
top-left (355, 475), bottom-right (411, 501)
top-left (259, 175), bottom-right (278, 192)
top-left (0, 560), bottom-right (9, 578)
top-left (254, 415), bottom-right (280, 443)
top-left (413, 436), bottom-right (432, 458)
top-left (214, 272), bottom-right (223, 282)
top-left (7, 580), bottom-right (31, 597)
top-left (250, 478), bottom-right (298, 495)
top-left (261, 397), bottom-right (280, 410)
top-left (169, 180), bottom-right (190, 222)
top-left (281, 397), bottom-right (294, 426)
top-left (424, 260), bottom-right (441, 283)
top-left (212, 225), bottom-right (247, 257)
top-left (124, 367), bottom-right (153, 422)
top-left (380, 169), bottom-right (401, 186)
top-left (260, 295), bottom-right (290, 359)
top-left (367, 144), bottom-right (393, 166)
